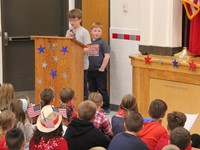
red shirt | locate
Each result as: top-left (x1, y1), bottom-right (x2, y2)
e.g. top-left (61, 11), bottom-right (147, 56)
top-left (138, 122), bottom-right (167, 150)
top-left (29, 137), bottom-right (68, 150)
top-left (0, 135), bottom-right (9, 150)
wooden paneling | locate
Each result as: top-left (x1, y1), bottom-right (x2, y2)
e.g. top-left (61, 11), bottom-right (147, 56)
top-left (130, 54), bottom-right (200, 133)
top-left (33, 36), bottom-right (84, 108)
top-left (82, 0), bottom-right (109, 42)
top-left (150, 79), bottom-right (200, 133)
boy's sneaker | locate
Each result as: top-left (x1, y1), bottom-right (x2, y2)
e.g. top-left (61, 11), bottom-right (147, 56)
top-left (103, 108), bottom-right (110, 115)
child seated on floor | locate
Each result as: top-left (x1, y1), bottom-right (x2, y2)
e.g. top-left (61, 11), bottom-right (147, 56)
top-left (111, 94), bottom-right (138, 136)
top-left (40, 88), bottom-right (55, 108)
top-left (170, 127), bottom-right (191, 150)
top-left (60, 87), bottom-right (77, 118)
top-left (155, 111), bottom-right (191, 150)
top-left (108, 111), bottom-right (149, 150)
top-left (64, 100), bottom-right (110, 150)
top-left (137, 99), bottom-right (168, 150)
top-left (6, 128), bottom-right (25, 150)
top-left (88, 92), bottom-right (113, 138)
top-left (0, 110), bottom-right (15, 150)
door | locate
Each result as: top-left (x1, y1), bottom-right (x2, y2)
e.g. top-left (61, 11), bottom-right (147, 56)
top-left (1, 0), bottom-right (68, 91)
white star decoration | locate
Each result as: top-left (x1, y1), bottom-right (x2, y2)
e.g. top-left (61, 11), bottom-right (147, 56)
top-left (54, 56), bottom-right (59, 62)
top-left (38, 79), bottom-right (43, 85)
top-left (158, 59), bottom-right (162, 65)
top-left (42, 62), bottom-right (47, 68)
top-left (63, 73), bottom-right (68, 79)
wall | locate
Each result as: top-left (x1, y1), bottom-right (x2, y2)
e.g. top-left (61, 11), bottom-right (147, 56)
top-left (110, 0), bottom-right (182, 106)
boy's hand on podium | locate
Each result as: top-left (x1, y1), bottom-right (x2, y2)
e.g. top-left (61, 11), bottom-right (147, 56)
top-left (84, 47), bottom-right (90, 54)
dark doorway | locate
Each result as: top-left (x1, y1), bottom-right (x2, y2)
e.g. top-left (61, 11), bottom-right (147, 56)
top-left (1, 0), bottom-right (68, 91)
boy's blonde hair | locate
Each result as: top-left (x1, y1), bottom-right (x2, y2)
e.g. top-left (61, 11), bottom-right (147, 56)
top-left (68, 8), bottom-right (82, 19)
top-left (78, 101), bottom-right (96, 121)
top-left (0, 110), bottom-right (15, 138)
top-left (88, 92), bottom-right (103, 107)
top-left (91, 22), bottom-right (103, 30)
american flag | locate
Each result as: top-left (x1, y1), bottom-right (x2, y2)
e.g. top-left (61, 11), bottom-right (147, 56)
top-left (182, 0), bottom-right (200, 19)
top-left (58, 108), bottom-right (67, 118)
top-left (42, 112), bottom-right (54, 128)
top-left (52, 106), bottom-right (67, 118)
top-left (27, 105), bottom-right (41, 118)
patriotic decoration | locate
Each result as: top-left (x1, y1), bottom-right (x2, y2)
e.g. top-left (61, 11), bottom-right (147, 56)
top-left (42, 112), bottom-right (54, 128)
top-left (37, 45), bottom-right (45, 54)
top-left (182, 0), bottom-right (200, 19)
top-left (144, 55), bottom-right (151, 65)
top-left (60, 46), bottom-right (68, 55)
top-left (189, 60), bottom-right (197, 71)
top-left (27, 105), bottom-right (41, 118)
top-left (142, 55), bottom-right (199, 72)
top-left (182, 0), bottom-right (200, 55)
top-left (112, 33), bottom-right (140, 41)
top-left (52, 106), bottom-right (67, 118)
top-left (172, 59), bottom-right (179, 68)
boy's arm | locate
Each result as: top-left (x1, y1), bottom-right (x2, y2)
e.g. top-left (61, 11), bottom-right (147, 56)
top-left (99, 53), bottom-right (110, 72)
top-left (84, 44), bottom-right (91, 54)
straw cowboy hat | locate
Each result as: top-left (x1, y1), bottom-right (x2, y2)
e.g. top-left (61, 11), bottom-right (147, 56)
top-left (37, 105), bottom-right (62, 133)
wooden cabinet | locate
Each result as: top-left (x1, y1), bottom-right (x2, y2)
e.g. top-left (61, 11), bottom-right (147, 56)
top-left (130, 54), bottom-right (200, 133)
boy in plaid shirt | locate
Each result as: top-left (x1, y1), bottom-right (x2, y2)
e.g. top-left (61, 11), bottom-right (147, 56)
top-left (88, 92), bottom-right (113, 138)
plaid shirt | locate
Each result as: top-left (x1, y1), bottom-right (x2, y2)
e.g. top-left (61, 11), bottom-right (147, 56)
top-left (92, 111), bottom-right (113, 137)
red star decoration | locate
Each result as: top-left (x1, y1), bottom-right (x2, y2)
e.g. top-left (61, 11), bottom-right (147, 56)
top-left (189, 60), bottom-right (197, 71)
top-left (144, 55), bottom-right (151, 65)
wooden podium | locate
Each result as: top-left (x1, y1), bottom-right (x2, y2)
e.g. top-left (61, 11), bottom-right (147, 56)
top-left (130, 54), bottom-right (200, 133)
top-left (32, 36), bottom-right (85, 108)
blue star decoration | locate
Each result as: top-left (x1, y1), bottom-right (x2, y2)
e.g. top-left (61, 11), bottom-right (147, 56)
top-left (60, 46), bottom-right (68, 55)
top-left (37, 45), bottom-right (45, 54)
top-left (50, 70), bottom-right (57, 78)
top-left (172, 59), bottom-right (179, 68)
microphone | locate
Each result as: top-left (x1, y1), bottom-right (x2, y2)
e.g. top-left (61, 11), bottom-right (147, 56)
top-left (69, 29), bottom-right (76, 39)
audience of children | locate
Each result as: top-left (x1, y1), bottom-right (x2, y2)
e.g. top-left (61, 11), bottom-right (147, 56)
top-left (1, 83), bottom-right (199, 150)
top-left (111, 94), bottom-right (138, 136)
top-left (64, 100), bottom-right (110, 150)
top-left (6, 128), bottom-right (25, 150)
top-left (170, 127), bottom-right (191, 150)
top-left (137, 99), bottom-right (168, 150)
top-left (108, 111), bottom-right (149, 150)
top-left (88, 92), bottom-right (113, 138)
top-left (0, 110), bottom-right (15, 150)
top-left (155, 111), bottom-right (191, 150)
top-left (0, 83), bottom-right (14, 111)
top-left (29, 105), bottom-right (68, 150)
top-left (88, 22), bottom-right (110, 114)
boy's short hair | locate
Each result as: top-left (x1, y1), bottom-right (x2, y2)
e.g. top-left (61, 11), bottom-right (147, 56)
top-left (68, 8), bottom-right (82, 19)
top-left (6, 128), bottom-right (25, 150)
top-left (60, 87), bottom-right (75, 103)
top-left (78, 101), bottom-right (96, 121)
top-left (124, 111), bottom-right (143, 132)
top-left (88, 92), bottom-right (103, 107)
top-left (167, 111), bottom-right (186, 130)
top-left (162, 144), bottom-right (180, 150)
top-left (170, 127), bottom-right (191, 150)
top-left (149, 99), bottom-right (168, 119)
top-left (91, 22), bottom-right (103, 30)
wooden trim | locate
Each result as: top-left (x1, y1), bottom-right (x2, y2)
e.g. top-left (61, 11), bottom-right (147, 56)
top-left (139, 45), bottom-right (182, 56)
